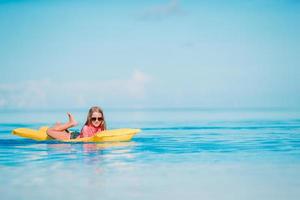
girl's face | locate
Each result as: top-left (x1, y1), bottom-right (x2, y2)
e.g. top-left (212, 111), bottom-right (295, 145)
top-left (90, 111), bottom-right (103, 127)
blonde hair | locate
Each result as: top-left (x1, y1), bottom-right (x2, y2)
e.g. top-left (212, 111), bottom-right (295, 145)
top-left (84, 106), bottom-right (107, 130)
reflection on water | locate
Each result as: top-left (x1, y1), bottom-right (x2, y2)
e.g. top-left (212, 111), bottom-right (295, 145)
top-left (0, 139), bottom-right (137, 166)
top-left (46, 142), bottom-right (137, 166)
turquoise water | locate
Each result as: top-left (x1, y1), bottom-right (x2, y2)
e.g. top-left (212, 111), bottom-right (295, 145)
top-left (1, 108), bottom-right (300, 199)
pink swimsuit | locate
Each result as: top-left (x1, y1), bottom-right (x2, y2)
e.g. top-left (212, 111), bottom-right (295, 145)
top-left (79, 124), bottom-right (104, 138)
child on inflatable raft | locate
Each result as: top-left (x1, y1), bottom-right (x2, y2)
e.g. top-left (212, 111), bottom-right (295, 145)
top-left (47, 106), bottom-right (107, 140)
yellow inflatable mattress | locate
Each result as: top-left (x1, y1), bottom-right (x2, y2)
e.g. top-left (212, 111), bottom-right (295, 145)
top-left (12, 127), bottom-right (140, 143)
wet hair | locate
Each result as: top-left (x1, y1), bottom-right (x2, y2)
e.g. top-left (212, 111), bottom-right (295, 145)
top-left (84, 106), bottom-right (107, 130)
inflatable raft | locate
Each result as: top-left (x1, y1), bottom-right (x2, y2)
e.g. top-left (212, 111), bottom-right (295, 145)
top-left (12, 127), bottom-right (140, 143)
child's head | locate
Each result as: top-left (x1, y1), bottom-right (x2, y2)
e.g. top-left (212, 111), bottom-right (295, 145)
top-left (85, 106), bottom-right (106, 130)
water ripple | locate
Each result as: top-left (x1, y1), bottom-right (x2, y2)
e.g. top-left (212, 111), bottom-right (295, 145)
top-left (142, 125), bottom-right (300, 131)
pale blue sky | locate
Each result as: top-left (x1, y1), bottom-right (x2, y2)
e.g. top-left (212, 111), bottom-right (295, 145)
top-left (0, 0), bottom-right (299, 109)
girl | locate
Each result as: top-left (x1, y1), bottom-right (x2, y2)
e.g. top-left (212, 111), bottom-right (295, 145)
top-left (46, 106), bottom-right (107, 140)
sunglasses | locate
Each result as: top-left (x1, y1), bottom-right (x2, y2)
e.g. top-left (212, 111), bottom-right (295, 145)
top-left (91, 117), bottom-right (103, 122)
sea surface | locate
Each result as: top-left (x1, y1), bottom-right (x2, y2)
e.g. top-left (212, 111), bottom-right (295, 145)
top-left (0, 108), bottom-right (300, 200)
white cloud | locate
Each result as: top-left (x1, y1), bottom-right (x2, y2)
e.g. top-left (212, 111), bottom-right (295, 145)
top-left (0, 70), bottom-right (152, 109)
top-left (0, 80), bottom-right (49, 109)
top-left (140, 0), bottom-right (186, 20)
top-left (126, 70), bottom-right (151, 97)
